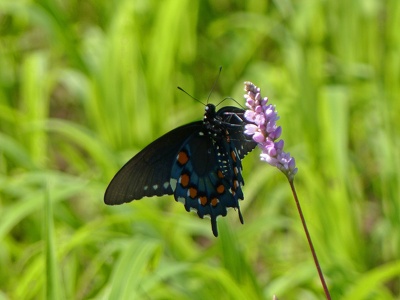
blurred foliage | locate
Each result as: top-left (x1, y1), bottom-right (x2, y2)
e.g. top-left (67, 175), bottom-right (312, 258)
top-left (1, 0), bottom-right (399, 299)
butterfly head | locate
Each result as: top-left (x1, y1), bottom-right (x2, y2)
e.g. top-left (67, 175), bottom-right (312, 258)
top-left (203, 104), bottom-right (217, 122)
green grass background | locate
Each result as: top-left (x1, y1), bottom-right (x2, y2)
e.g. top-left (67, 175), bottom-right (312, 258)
top-left (1, 0), bottom-right (399, 299)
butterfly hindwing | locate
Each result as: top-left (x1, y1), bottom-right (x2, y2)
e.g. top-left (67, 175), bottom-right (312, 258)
top-left (169, 106), bottom-right (256, 236)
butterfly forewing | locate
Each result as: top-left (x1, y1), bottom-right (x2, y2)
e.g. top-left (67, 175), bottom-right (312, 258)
top-left (104, 122), bottom-right (203, 204)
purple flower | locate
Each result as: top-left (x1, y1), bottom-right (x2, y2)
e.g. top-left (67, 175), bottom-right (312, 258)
top-left (243, 81), bottom-right (297, 181)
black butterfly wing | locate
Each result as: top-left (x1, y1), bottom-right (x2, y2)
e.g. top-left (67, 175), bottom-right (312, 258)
top-left (104, 122), bottom-right (203, 205)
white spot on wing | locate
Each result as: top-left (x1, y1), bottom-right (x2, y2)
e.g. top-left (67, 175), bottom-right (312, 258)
top-left (163, 181), bottom-right (169, 189)
top-left (144, 185), bottom-right (148, 191)
top-left (177, 197), bottom-right (185, 204)
top-left (153, 184), bottom-right (158, 190)
top-left (170, 178), bottom-right (177, 191)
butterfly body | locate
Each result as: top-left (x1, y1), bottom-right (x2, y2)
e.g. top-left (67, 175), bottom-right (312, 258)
top-left (104, 104), bottom-right (256, 236)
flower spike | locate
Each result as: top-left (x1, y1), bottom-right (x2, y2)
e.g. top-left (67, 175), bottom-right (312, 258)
top-left (243, 81), bottom-right (298, 181)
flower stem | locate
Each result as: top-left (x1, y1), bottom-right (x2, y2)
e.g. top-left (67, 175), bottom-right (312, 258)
top-left (288, 179), bottom-right (331, 300)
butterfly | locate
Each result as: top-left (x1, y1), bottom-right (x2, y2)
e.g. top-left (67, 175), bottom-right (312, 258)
top-left (104, 103), bottom-right (256, 236)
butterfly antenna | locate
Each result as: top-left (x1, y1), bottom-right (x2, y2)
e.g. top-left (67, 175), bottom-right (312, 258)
top-left (177, 86), bottom-right (206, 106)
top-left (207, 66), bottom-right (223, 104)
top-left (216, 96), bottom-right (245, 109)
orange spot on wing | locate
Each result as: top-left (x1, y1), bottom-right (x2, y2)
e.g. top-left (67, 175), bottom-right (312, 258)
top-left (211, 198), bottom-right (219, 207)
top-left (199, 196), bottom-right (208, 206)
top-left (233, 180), bottom-right (239, 189)
top-left (231, 150), bottom-right (237, 162)
top-left (217, 184), bottom-right (225, 194)
top-left (189, 187), bottom-right (197, 198)
top-left (180, 174), bottom-right (190, 187)
top-left (177, 151), bottom-right (189, 165)
top-left (234, 167), bottom-right (239, 176)
top-left (217, 170), bottom-right (224, 179)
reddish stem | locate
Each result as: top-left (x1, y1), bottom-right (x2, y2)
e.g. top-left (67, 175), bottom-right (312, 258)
top-left (289, 180), bottom-right (331, 300)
